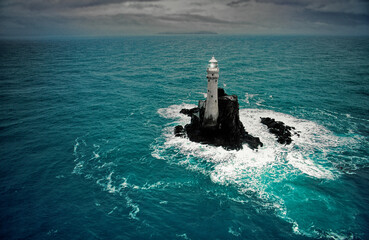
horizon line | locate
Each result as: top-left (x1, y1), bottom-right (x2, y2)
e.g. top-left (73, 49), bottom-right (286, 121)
top-left (1, 32), bottom-right (369, 40)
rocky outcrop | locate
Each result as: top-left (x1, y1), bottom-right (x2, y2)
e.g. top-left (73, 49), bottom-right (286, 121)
top-left (175, 88), bottom-right (263, 150)
top-left (174, 125), bottom-right (185, 137)
top-left (260, 117), bottom-right (298, 144)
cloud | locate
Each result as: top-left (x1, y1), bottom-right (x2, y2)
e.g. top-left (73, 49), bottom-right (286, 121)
top-left (306, 0), bottom-right (369, 15)
top-left (0, 0), bottom-right (368, 37)
top-left (227, 0), bottom-right (369, 15)
top-left (158, 13), bottom-right (234, 24)
top-left (1, 0), bottom-right (160, 10)
top-left (300, 8), bottom-right (369, 26)
top-left (227, 0), bottom-right (308, 7)
top-left (227, 0), bottom-right (251, 7)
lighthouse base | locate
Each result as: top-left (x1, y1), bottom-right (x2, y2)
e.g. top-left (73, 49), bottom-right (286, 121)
top-left (175, 88), bottom-right (263, 150)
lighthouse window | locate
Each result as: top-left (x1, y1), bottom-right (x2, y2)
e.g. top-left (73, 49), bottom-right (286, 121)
top-left (212, 74), bottom-right (214, 76)
top-left (211, 95), bottom-right (213, 98)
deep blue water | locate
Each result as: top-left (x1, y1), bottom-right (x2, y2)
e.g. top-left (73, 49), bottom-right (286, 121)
top-left (1, 35), bottom-right (369, 239)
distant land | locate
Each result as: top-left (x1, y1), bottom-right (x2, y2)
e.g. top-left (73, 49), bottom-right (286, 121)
top-left (158, 31), bottom-right (218, 35)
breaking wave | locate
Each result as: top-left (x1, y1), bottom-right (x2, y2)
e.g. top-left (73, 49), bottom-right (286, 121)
top-left (152, 103), bottom-right (363, 239)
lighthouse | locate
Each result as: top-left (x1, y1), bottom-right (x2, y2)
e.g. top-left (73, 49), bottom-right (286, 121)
top-left (203, 56), bottom-right (219, 127)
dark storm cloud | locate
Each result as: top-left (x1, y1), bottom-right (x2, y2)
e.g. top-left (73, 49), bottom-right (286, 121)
top-left (227, 0), bottom-right (308, 7)
top-left (227, 0), bottom-right (250, 7)
top-left (159, 14), bottom-right (234, 24)
top-left (227, 0), bottom-right (368, 11)
top-left (300, 9), bottom-right (369, 26)
top-left (226, 0), bottom-right (369, 26)
top-left (0, 0), bottom-right (368, 36)
top-left (1, 0), bottom-right (160, 10)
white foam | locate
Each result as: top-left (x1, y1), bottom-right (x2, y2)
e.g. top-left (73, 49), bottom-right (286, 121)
top-left (244, 93), bottom-right (259, 104)
top-left (96, 171), bottom-right (128, 194)
top-left (140, 181), bottom-right (167, 190)
top-left (46, 229), bottom-right (58, 235)
top-left (105, 171), bottom-right (116, 193)
top-left (239, 108), bottom-right (343, 179)
top-left (126, 196), bottom-right (140, 220)
top-left (292, 222), bottom-right (302, 235)
top-left (154, 107), bottom-right (343, 184)
top-left (228, 226), bottom-right (241, 237)
top-left (99, 162), bottom-right (116, 169)
top-left (72, 161), bottom-right (84, 175)
top-left (92, 151), bottom-right (100, 159)
top-left (157, 103), bottom-right (196, 123)
top-left (255, 99), bottom-right (265, 106)
top-left (152, 104), bottom-right (359, 238)
top-left (324, 230), bottom-right (354, 240)
top-left (73, 138), bottom-right (79, 158)
top-left (176, 233), bottom-right (191, 240)
top-left (196, 92), bottom-right (207, 98)
top-left (108, 206), bottom-right (118, 215)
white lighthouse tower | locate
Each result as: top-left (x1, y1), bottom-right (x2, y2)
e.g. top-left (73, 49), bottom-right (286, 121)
top-left (203, 56), bottom-right (219, 127)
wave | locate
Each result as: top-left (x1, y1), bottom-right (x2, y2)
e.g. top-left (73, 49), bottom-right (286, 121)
top-left (71, 135), bottom-right (201, 224)
top-left (70, 103), bottom-right (365, 238)
top-left (154, 105), bottom-right (346, 179)
top-left (152, 104), bottom-right (363, 239)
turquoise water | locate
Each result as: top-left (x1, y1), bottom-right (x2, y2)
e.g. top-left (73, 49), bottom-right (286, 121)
top-left (0, 36), bottom-right (368, 239)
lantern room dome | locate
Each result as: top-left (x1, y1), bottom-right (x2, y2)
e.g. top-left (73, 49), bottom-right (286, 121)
top-left (208, 56), bottom-right (218, 69)
top-left (209, 56), bottom-right (217, 63)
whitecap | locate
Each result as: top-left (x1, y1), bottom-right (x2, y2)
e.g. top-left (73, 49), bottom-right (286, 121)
top-left (126, 196), bottom-right (140, 220)
top-left (176, 233), bottom-right (191, 240)
top-left (324, 230), bottom-right (354, 240)
top-left (92, 151), bottom-right (100, 159)
top-left (96, 171), bottom-right (123, 194)
top-left (196, 92), bottom-right (207, 98)
top-left (108, 206), bottom-right (118, 215)
top-left (255, 99), bottom-right (265, 106)
top-left (228, 226), bottom-right (241, 237)
top-left (46, 229), bottom-right (58, 235)
top-left (73, 138), bottom-right (79, 157)
top-left (157, 103), bottom-right (196, 123)
top-left (72, 161), bottom-right (84, 175)
top-left (244, 93), bottom-right (259, 104)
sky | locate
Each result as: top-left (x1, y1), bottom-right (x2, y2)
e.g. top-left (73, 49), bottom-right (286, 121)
top-left (0, 0), bottom-right (368, 37)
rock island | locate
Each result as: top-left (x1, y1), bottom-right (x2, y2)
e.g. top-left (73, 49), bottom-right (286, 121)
top-left (174, 57), bottom-right (263, 150)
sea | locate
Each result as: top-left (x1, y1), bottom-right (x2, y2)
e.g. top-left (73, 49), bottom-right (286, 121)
top-left (0, 35), bottom-right (368, 239)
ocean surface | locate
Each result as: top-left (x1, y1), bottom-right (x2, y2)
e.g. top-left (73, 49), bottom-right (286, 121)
top-left (1, 35), bottom-right (368, 239)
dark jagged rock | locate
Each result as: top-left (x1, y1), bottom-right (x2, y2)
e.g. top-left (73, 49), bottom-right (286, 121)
top-left (174, 125), bottom-right (186, 137)
top-left (175, 88), bottom-right (263, 150)
top-left (179, 108), bottom-right (199, 117)
top-left (218, 88), bottom-right (226, 97)
top-left (260, 117), bottom-right (297, 144)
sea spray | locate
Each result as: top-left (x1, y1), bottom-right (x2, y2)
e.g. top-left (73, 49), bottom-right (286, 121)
top-left (153, 104), bottom-right (361, 238)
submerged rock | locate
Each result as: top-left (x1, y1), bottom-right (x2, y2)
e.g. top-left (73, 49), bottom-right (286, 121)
top-left (260, 117), bottom-right (297, 144)
top-left (179, 108), bottom-right (199, 117)
top-left (175, 88), bottom-right (263, 150)
top-left (174, 125), bottom-right (185, 137)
